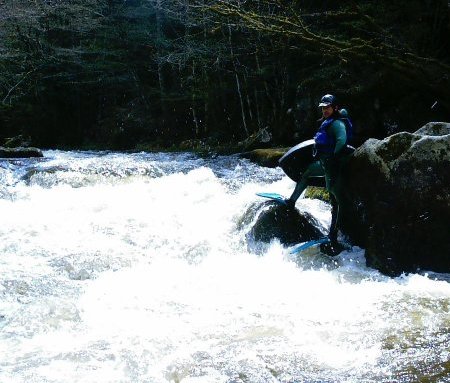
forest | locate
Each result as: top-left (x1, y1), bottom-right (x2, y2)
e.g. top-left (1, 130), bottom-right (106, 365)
top-left (0, 0), bottom-right (449, 150)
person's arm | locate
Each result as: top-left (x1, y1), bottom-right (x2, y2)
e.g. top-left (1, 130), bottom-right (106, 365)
top-left (330, 120), bottom-right (347, 154)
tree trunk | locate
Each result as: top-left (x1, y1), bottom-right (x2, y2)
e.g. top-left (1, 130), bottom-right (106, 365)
top-left (228, 25), bottom-right (248, 137)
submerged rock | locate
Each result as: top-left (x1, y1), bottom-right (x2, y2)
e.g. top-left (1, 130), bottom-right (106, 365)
top-left (340, 122), bottom-right (450, 275)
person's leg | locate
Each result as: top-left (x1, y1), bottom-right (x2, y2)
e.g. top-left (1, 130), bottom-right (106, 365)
top-left (328, 193), bottom-right (339, 243)
top-left (327, 159), bottom-right (345, 237)
top-left (287, 161), bottom-right (323, 205)
top-left (320, 157), bottom-right (346, 255)
top-left (328, 153), bottom-right (353, 240)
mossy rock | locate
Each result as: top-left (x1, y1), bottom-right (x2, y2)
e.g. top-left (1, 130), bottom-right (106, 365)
top-left (340, 122), bottom-right (450, 275)
top-left (304, 186), bottom-right (330, 202)
top-left (240, 148), bottom-right (289, 168)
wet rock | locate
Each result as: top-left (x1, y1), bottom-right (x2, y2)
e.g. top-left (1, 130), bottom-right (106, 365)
top-left (246, 201), bottom-right (324, 246)
top-left (20, 165), bottom-right (67, 184)
top-left (69, 269), bottom-right (92, 281)
top-left (0, 146), bottom-right (43, 158)
top-left (3, 280), bottom-right (30, 295)
top-left (340, 122), bottom-right (450, 275)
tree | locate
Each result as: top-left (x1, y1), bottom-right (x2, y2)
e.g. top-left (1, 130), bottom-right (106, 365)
top-left (202, 0), bottom-right (450, 141)
top-left (0, 0), bottom-right (158, 147)
top-left (1, 0), bottom-right (448, 149)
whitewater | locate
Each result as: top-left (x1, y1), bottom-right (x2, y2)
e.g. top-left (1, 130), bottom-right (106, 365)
top-left (0, 151), bottom-right (449, 383)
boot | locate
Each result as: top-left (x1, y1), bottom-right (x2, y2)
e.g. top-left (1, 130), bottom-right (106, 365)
top-left (320, 239), bottom-right (345, 257)
top-left (319, 195), bottom-right (344, 256)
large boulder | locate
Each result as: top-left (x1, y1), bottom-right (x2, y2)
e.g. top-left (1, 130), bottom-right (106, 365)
top-left (340, 122), bottom-right (450, 275)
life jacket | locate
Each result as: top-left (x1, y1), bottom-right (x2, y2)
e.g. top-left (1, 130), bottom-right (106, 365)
top-left (339, 108), bottom-right (353, 144)
top-left (314, 109), bottom-right (353, 154)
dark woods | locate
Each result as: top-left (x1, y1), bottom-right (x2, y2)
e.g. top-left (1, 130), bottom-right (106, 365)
top-left (0, 0), bottom-right (449, 150)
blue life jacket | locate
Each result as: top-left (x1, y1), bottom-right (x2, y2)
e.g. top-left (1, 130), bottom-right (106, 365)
top-left (314, 117), bottom-right (336, 154)
top-left (314, 110), bottom-right (353, 154)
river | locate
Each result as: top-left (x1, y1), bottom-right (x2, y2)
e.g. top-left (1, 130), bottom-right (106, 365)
top-left (1, 151), bottom-right (449, 383)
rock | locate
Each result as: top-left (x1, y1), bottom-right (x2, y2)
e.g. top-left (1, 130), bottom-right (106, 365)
top-left (238, 127), bottom-right (272, 151)
top-left (240, 148), bottom-right (288, 168)
top-left (340, 122), bottom-right (450, 275)
top-left (245, 202), bottom-right (324, 246)
top-left (0, 146), bottom-right (44, 158)
top-left (2, 134), bottom-right (32, 148)
top-left (414, 121), bottom-right (450, 136)
top-left (304, 186), bottom-right (330, 202)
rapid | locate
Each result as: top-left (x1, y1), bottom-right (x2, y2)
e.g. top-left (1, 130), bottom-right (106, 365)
top-left (0, 151), bottom-right (449, 383)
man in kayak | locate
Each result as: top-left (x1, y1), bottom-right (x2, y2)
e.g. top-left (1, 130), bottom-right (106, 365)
top-left (286, 94), bottom-right (351, 256)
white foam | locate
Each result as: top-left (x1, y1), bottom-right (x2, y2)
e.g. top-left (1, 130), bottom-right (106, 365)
top-left (0, 152), bottom-right (449, 383)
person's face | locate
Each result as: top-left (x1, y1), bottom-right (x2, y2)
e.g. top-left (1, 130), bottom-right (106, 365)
top-left (321, 105), bottom-right (334, 119)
